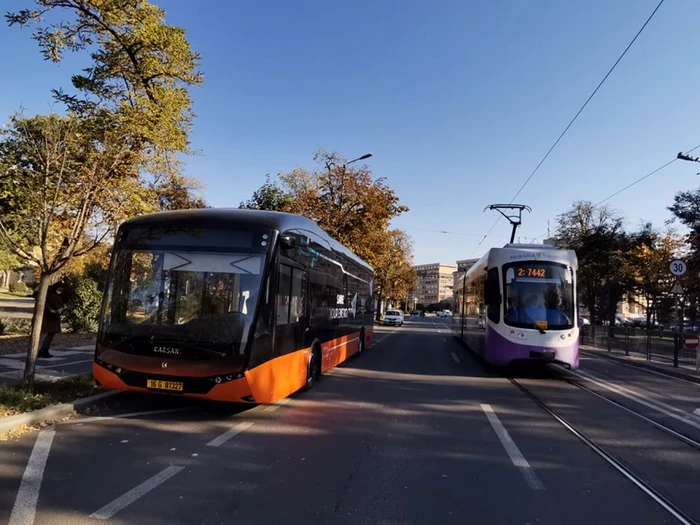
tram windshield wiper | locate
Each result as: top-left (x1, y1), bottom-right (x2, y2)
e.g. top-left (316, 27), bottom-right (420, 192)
top-left (520, 310), bottom-right (546, 334)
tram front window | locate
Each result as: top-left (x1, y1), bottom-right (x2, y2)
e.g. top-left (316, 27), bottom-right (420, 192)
top-left (504, 262), bottom-right (574, 330)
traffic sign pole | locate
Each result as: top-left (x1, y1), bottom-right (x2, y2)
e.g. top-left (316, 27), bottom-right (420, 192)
top-left (674, 295), bottom-right (680, 368)
top-left (670, 260), bottom-right (687, 368)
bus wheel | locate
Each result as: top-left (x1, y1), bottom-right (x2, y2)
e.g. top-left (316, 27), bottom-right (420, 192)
top-left (304, 345), bottom-right (321, 391)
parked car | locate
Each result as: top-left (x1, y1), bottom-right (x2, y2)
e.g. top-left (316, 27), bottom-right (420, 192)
top-left (383, 310), bottom-right (404, 326)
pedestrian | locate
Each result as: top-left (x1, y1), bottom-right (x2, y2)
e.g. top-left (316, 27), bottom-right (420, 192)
top-left (36, 283), bottom-right (65, 358)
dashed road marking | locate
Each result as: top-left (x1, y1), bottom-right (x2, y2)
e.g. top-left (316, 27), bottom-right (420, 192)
top-left (263, 398), bottom-right (291, 413)
top-left (450, 352), bottom-right (460, 364)
top-left (9, 430), bottom-right (55, 525)
top-left (206, 421), bottom-right (254, 447)
top-left (90, 465), bottom-right (185, 520)
top-left (63, 407), bottom-right (194, 425)
top-left (442, 337), bottom-right (447, 343)
top-left (481, 404), bottom-right (545, 490)
top-left (694, 408), bottom-right (700, 417)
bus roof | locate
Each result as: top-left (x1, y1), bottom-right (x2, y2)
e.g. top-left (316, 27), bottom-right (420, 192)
top-left (120, 208), bottom-right (374, 272)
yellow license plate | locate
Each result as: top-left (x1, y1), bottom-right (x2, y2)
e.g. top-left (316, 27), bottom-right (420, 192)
top-left (535, 320), bottom-right (548, 330)
top-left (146, 379), bottom-right (183, 392)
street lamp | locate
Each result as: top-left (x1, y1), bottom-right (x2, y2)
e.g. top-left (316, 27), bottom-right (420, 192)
top-left (344, 153), bottom-right (372, 168)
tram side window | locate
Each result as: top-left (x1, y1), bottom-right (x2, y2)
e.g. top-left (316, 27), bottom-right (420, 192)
top-left (276, 264), bottom-right (305, 326)
top-left (486, 267), bottom-right (501, 324)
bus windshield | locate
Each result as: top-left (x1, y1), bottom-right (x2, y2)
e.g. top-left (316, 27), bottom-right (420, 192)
top-left (503, 262), bottom-right (574, 330)
top-left (101, 249), bottom-right (265, 357)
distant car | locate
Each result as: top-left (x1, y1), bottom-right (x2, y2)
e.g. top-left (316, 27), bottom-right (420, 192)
top-left (383, 310), bottom-right (404, 326)
top-left (437, 310), bottom-right (452, 318)
top-left (411, 310), bottom-right (421, 316)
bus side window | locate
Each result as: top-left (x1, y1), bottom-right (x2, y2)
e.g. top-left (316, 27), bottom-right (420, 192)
top-left (277, 264), bottom-right (306, 325)
top-left (290, 268), bottom-right (306, 323)
top-left (486, 267), bottom-right (500, 324)
top-left (276, 265), bottom-right (292, 325)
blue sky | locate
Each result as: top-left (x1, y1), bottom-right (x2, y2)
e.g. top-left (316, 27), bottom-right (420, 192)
top-left (3, 0), bottom-right (700, 265)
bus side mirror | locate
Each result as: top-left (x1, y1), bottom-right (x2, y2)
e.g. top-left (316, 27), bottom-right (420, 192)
top-left (484, 280), bottom-right (501, 305)
top-left (280, 235), bottom-right (296, 249)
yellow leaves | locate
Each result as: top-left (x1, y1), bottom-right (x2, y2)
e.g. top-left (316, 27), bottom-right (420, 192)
top-left (272, 150), bottom-right (414, 300)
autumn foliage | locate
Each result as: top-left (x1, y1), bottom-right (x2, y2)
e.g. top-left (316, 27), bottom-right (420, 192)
top-left (242, 150), bottom-right (416, 308)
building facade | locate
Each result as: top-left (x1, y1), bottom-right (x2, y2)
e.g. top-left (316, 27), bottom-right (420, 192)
top-left (452, 258), bottom-right (479, 300)
top-left (410, 263), bottom-right (457, 307)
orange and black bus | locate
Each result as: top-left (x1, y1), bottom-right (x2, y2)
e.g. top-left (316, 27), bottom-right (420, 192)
top-left (93, 209), bottom-right (374, 403)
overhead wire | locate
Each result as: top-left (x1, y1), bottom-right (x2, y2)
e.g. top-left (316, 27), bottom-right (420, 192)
top-left (469, 0), bottom-right (666, 256)
top-left (528, 143), bottom-right (700, 241)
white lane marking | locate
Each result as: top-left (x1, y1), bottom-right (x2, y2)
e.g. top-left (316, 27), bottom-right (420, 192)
top-left (263, 397), bottom-right (291, 413)
top-left (450, 352), bottom-right (460, 364)
top-left (694, 408), bottom-right (700, 417)
top-left (62, 407), bottom-right (194, 425)
top-left (573, 369), bottom-right (700, 430)
top-left (481, 404), bottom-right (545, 491)
top-left (41, 358), bottom-right (95, 370)
top-left (442, 337), bottom-right (447, 342)
top-left (206, 421), bottom-right (254, 447)
top-left (90, 465), bottom-right (184, 520)
top-left (9, 430), bottom-right (55, 525)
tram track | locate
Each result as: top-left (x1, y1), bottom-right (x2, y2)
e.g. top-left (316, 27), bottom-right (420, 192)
top-left (509, 376), bottom-right (699, 525)
top-left (547, 364), bottom-right (700, 453)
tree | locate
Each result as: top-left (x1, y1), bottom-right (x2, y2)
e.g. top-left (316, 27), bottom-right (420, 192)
top-left (240, 175), bottom-right (291, 211)
top-left (372, 230), bottom-right (416, 320)
top-left (0, 113), bottom-right (142, 387)
top-left (279, 150), bottom-right (409, 268)
top-left (0, 248), bottom-right (22, 290)
top-left (668, 189), bottom-right (700, 326)
top-left (624, 225), bottom-right (683, 329)
top-left (242, 150), bottom-right (415, 316)
top-left (554, 201), bottom-right (633, 334)
top-left (4, 0), bottom-right (203, 388)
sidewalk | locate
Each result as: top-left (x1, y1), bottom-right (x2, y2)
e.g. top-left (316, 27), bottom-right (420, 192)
top-left (581, 344), bottom-right (700, 383)
top-left (0, 346), bottom-right (94, 385)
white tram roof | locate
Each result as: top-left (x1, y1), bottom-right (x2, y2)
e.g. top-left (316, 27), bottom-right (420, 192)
top-left (462, 244), bottom-right (577, 284)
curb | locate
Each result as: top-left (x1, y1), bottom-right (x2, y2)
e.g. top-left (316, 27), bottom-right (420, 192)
top-left (0, 389), bottom-right (122, 435)
top-left (581, 348), bottom-right (700, 385)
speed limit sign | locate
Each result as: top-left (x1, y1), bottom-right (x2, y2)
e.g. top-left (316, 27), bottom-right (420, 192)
top-left (670, 260), bottom-right (687, 276)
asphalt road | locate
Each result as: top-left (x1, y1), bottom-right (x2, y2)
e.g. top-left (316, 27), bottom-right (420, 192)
top-left (2, 316), bottom-right (700, 524)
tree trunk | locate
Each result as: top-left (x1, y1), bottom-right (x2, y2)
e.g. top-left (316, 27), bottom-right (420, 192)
top-left (375, 282), bottom-right (384, 322)
top-left (22, 273), bottom-right (51, 391)
top-left (607, 285), bottom-right (617, 339)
